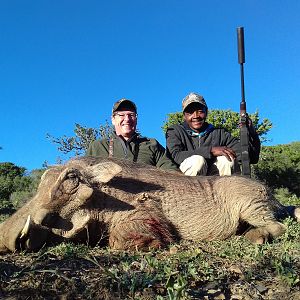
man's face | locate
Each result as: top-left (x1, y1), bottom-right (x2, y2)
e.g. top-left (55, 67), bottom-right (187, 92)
top-left (112, 108), bottom-right (137, 140)
top-left (183, 103), bottom-right (207, 133)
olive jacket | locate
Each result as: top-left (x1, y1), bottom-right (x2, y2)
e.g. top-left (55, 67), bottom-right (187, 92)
top-left (86, 132), bottom-right (178, 171)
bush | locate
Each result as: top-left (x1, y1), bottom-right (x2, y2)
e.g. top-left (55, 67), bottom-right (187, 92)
top-left (254, 142), bottom-right (300, 196)
top-left (0, 164), bottom-right (45, 220)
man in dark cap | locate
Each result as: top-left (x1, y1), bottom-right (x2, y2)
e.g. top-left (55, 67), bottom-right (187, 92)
top-left (166, 92), bottom-right (260, 176)
top-left (86, 98), bottom-right (178, 170)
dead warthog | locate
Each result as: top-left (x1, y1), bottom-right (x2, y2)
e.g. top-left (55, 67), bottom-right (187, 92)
top-left (0, 157), bottom-right (299, 253)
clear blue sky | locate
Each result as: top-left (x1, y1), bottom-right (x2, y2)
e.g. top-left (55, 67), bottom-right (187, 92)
top-left (1, 0), bottom-right (299, 171)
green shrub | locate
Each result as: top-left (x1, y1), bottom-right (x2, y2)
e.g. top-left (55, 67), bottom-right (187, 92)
top-left (254, 142), bottom-right (300, 196)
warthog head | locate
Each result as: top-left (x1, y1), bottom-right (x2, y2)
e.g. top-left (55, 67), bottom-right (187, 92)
top-left (0, 159), bottom-right (122, 253)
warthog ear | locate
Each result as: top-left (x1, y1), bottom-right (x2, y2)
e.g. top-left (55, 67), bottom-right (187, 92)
top-left (87, 161), bottom-right (122, 183)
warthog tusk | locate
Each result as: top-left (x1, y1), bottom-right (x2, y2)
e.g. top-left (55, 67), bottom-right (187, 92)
top-left (20, 215), bottom-right (31, 239)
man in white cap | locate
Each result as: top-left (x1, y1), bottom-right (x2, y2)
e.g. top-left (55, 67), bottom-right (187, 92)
top-left (86, 98), bottom-right (178, 171)
top-left (166, 92), bottom-right (260, 176)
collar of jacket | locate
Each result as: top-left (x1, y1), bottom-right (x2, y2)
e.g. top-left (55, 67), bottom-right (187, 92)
top-left (181, 121), bottom-right (215, 137)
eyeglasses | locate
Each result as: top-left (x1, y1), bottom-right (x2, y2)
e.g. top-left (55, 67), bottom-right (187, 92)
top-left (114, 112), bottom-right (137, 119)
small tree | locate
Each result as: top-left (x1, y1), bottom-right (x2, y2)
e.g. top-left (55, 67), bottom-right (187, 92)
top-left (47, 121), bottom-right (113, 156)
top-left (162, 109), bottom-right (272, 142)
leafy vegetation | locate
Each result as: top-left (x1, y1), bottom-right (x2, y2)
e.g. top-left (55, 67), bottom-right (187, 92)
top-left (46, 121), bottom-right (113, 156)
top-left (0, 163), bottom-right (28, 201)
top-left (253, 142), bottom-right (300, 196)
top-left (0, 163), bottom-right (45, 222)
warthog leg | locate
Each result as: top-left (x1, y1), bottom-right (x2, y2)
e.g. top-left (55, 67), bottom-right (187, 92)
top-left (244, 221), bottom-right (286, 244)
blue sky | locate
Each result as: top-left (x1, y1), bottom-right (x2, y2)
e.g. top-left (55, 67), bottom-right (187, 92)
top-left (1, 0), bottom-right (299, 171)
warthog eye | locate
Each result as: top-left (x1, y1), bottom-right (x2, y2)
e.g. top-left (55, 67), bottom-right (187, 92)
top-left (67, 173), bottom-right (77, 179)
top-left (62, 171), bottom-right (80, 193)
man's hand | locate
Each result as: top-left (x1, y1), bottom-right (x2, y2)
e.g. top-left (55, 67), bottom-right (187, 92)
top-left (211, 146), bottom-right (237, 161)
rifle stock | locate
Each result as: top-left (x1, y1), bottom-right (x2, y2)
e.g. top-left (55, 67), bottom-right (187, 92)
top-left (237, 27), bottom-right (251, 177)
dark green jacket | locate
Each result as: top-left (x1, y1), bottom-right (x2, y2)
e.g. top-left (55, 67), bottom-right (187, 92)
top-left (86, 132), bottom-right (178, 171)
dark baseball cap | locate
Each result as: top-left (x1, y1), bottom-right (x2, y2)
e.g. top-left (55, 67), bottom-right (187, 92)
top-left (112, 98), bottom-right (137, 114)
top-left (182, 93), bottom-right (208, 112)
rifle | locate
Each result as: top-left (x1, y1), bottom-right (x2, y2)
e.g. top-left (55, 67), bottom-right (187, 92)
top-left (237, 27), bottom-right (251, 177)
